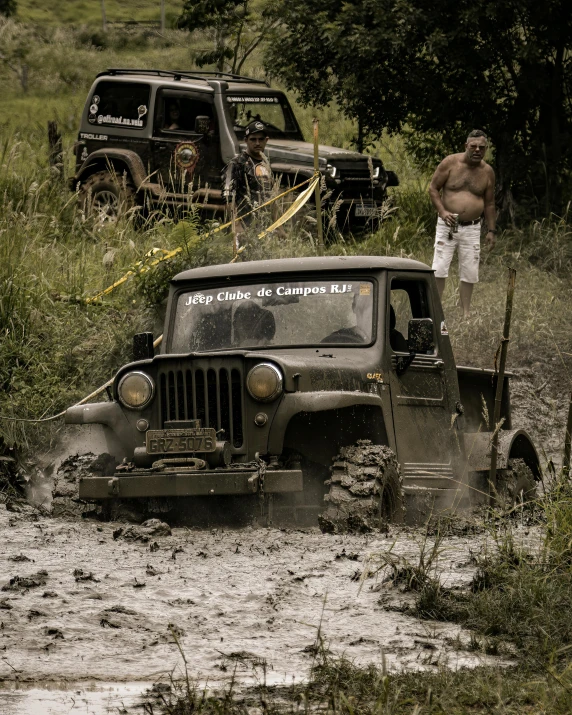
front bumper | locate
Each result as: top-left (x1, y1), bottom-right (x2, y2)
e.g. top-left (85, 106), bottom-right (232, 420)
top-left (79, 468), bottom-right (303, 500)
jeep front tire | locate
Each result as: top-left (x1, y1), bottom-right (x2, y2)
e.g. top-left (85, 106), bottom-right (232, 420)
top-left (319, 440), bottom-right (404, 533)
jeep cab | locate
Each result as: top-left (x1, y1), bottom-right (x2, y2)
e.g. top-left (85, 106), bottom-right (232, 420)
top-left (71, 69), bottom-right (398, 222)
top-left (65, 257), bottom-right (540, 527)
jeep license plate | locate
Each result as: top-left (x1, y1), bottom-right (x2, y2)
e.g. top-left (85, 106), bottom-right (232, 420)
top-left (355, 204), bottom-right (378, 218)
top-left (146, 428), bottom-right (217, 454)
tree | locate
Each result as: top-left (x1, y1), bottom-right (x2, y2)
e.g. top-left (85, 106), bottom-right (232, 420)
top-left (0, 0), bottom-right (16, 18)
top-left (0, 18), bottom-right (31, 92)
top-left (178, 0), bottom-right (277, 75)
top-left (266, 0), bottom-right (572, 220)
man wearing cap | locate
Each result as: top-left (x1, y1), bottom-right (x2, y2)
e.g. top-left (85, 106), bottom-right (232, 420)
top-left (429, 129), bottom-right (496, 319)
top-left (222, 120), bottom-right (274, 230)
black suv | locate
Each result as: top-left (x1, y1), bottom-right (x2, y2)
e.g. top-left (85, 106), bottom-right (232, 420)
top-left (71, 69), bottom-right (398, 222)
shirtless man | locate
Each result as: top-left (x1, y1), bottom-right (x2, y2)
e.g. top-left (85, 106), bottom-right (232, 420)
top-left (429, 129), bottom-right (496, 318)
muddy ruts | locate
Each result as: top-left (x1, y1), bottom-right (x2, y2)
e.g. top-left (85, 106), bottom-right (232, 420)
top-left (319, 440), bottom-right (404, 534)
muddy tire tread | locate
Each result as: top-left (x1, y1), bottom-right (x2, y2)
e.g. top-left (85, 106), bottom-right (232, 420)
top-left (319, 440), bottom-right (404, 534)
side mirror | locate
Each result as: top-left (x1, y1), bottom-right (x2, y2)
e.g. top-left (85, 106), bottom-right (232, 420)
top-left (133, 332), bottom-right (154, 361)
top-left (407, 318), bottom-right (434, 353)
top-left (194, 115), bottom-right (211, 134)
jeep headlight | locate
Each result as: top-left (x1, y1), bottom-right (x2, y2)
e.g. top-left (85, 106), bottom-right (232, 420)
top-left (117, 371), bottom-right (155, 409)
top-left (246, 363), bottom-right (283, 402)
top-left (326, 163), bottom-right (338, 178)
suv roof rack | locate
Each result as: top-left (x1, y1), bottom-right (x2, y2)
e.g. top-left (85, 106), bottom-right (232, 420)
top-left (98, 68), bottom-right (269, 86)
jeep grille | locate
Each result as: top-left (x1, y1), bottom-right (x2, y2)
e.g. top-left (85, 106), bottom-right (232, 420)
top-left (158, 365), bottom-right (244, 448)
top-left (334, 158), bottom-right (380, 181)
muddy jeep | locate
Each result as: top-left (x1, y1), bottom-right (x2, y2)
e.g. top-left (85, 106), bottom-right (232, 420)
top-left (70, 69), bottom-right (398, 223)
top-left (65, 256), bottom-right (540, 528)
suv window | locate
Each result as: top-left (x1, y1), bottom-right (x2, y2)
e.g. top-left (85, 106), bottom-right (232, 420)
top-left (390, 279), bottom-right (434, 353)
top-left (88, 81), bottom-right (150, 129)
top-left (156, 90), bottom-right (215, 135)
top-left (227, 94), bottom-right (302, 139)
top-left (171, 280), bottom-right (375, 352)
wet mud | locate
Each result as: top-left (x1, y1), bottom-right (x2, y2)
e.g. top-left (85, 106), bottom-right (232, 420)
top-left (0, 501), bottom-right (531, 713)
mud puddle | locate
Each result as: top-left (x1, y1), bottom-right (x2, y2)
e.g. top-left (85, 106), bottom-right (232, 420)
top-left (0, 680), bottom-right (154, 714)
top-left (0, 504), bottom-right (535, 712)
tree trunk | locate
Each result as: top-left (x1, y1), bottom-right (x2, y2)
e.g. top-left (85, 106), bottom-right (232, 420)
top-left (215, 27), bottom-right (225, 72)
top-left (356, 117), bottom-right (364, 154)
top-left (100, 0), bottom-right (107, 32)
top-left (494, 141), bottom-right (516, 227)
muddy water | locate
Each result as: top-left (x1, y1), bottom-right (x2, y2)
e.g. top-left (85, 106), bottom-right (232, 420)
top-left (0, 505), bottom-right (527, 712)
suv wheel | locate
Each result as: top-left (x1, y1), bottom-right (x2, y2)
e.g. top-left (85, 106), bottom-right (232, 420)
top-left (496, 458), bottom-right (537, 510)
top-left (79, 170), bottom-right (137, 222)
top-left (319, 440), bottom-right (404, 533)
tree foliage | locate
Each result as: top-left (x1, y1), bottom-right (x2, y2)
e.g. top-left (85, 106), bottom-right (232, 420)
top-left (178, 0), bottom-right (276, 74)
top-left (266, 0), bottom-right (572, 219)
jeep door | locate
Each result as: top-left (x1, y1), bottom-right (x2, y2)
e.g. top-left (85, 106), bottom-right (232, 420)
top-left (386, 274), bottom-right (461, 481)
top-left (151, 89), bottom-right (223, 197)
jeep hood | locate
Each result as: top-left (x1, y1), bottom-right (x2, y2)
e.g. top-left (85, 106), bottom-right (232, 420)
top-left (240, 139), bottom-right (382, 170)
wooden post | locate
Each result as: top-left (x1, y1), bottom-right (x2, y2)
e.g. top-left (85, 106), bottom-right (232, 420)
top-left (47, 121), bottom-right (63, 179)
top-left (489, 268), bottom-right (517, 504)
top-left (101, 0), bottom-right (107, 32)
top-left (563, 393), bottom-right (572, 476)
top-left (161, 0), bottom-right (166, 31)
top-left (313, 118), bottom-right (324, 255)
top-left (231, 196), bottom-right (238, 258)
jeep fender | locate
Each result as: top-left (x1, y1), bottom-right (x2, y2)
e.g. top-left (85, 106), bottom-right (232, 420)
top-left (464, 429), bottom-right (541, 478)
top-left (267, 391), bottom-right (389, 455)
top-left (65, 402), bottom-right (137, 458)
top-left (73, 149), bottom-right (148, 189)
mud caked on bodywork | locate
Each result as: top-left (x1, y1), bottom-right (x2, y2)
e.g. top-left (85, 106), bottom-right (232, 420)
top-left (65, 256), bottom-right (540, 527)
top-left (70, 69), bottom-right (398, 222)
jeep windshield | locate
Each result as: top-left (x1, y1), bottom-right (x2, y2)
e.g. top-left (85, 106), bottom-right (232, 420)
top-left (171, 280), bottom-right (375, 352)
top-left (227, 93), bottom-right (303, 140)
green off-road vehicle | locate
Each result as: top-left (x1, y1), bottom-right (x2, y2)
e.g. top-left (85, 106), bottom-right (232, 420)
top-left (70, 69), bottom-right (398, 223)
top-left (65, 256), bottom-right (540, 529)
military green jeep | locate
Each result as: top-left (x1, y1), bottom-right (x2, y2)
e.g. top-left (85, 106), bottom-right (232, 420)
top-left (65, 256), bottom-right (540, 528)
top-left (71, 69), bottom-right (398, 223)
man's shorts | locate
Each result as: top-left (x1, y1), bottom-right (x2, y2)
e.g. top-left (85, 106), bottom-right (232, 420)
top-left (431, 217), bottom-right (482, 284)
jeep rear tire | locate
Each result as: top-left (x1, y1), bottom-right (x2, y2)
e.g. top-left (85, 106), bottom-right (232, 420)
top-left (79, 170), bottom-right (137, 221)
top-left (496, 458), bottom-right (537, 510)
top-left (318, 440), bottom-right (404, 533)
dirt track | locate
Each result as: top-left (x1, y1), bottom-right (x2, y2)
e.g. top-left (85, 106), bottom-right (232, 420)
top-left (0, 500), bottom-right (526, 713)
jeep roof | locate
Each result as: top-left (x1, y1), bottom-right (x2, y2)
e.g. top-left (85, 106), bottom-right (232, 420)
top-left (172, 256), bottom-right (432, 284)
top-left (95, 68), bottom-right (272, 95)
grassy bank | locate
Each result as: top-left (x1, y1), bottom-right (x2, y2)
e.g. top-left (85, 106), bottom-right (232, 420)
top-left (16, 0), bottom-right (183, 26)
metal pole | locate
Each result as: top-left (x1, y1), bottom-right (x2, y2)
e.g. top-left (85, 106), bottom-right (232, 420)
top-left (161, 0), bottom-right (166, 31)
top-left (489, 268), bottom-right (517, 504)
top-left (563, 393), bottom-right (572, 476)
top-left (313, 118), bottom-right (324, 255)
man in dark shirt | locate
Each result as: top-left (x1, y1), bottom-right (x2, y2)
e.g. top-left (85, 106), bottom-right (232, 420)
top-left (222, 120), bottom-right (274, 232)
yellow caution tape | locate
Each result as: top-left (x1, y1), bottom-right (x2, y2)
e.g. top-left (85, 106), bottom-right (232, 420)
top-left (258, 175), bottom-right (320, 240)
top-left (86, 173), bottom-right (318, 304)
top-left (1, 175), bottom-right (320, 423)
